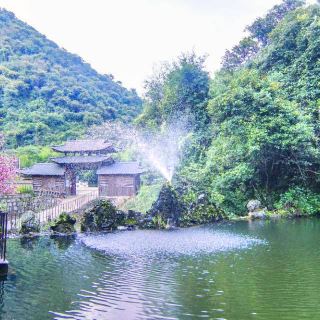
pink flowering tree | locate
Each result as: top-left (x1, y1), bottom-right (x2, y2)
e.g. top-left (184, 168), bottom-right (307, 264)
top-left (0, 134), bottom-right (16, 195)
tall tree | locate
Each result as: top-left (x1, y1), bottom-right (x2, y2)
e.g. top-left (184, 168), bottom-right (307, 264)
top-left (222, 0), bottom-right (305, 70)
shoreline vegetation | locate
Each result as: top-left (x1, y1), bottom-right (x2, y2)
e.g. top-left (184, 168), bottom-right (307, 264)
top-left (16, 195), bottom-right (318, 238)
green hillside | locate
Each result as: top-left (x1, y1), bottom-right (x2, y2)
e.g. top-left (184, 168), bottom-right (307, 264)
top-left (0, 9), bottom-right (142, 148)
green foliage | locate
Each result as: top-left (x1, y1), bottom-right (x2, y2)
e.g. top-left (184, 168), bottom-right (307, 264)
top-left (121, 183), bottom-right (162, 213)
top-left (50, 213), bottom-right (76, 234)
top-left (19, 211), bottom-right (40, 234)
top-left (136, 52), bottom-right (210, 132)
top-left (13, 145), bottom-right (58, 168)
top-left (16, 185), bottom-right (34, 195)
top-left (137, 2), bottom-right (320, 219)
top-left (78, 170), bottom-right (97, 186)
top-left (80, 199), bottom-right (125, 231)
top-left (179, 4), bottom-right (320, 216)
top-left (151, 215), bottom-right (166, 229)
top-left (0, 9), bottom-right (142, 148)
top-left (181, 203), bottom-right (226, 226)
top-left (222, 0), bottom-right (305, 70)
top-left (275, 187), bottom-right (320, 215)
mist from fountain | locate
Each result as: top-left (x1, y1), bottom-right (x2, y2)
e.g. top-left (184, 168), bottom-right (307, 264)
top-left (88, 120), bottom-right (190, 182)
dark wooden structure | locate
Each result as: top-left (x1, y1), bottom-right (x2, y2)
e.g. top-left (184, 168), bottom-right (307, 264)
top-left (20, 163), bottom-right (66, 194)
top-left (0, 211), bottom-right (8, 275)
top-left (97, 162), bottom-right (144, 197)
top-left (21, 140), bottom-right (144, 197)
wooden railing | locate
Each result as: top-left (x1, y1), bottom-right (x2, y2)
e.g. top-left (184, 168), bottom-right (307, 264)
top-left (38, 190), bottom-right (99, 223)
top-left (2, 189), bottom-right (99, 231)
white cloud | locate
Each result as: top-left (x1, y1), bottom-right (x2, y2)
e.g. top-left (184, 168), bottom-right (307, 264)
top-left (0, 0), bottom-right (315, 93)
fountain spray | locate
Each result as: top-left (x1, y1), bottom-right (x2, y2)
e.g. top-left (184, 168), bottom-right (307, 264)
top-left (88, 120), bottom-right (189, 183)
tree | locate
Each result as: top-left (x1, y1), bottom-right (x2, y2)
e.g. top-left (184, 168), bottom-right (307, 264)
top-left (0, 134), bottom-right (16, 194)
top-left (247, 0), bottom-right (305, 45)
top-left (221, 0), bottom-right (305, 71)
top-left (221, 37), bottom-right (259, 71)
top-left (137, 52), bottom-right (210, 132)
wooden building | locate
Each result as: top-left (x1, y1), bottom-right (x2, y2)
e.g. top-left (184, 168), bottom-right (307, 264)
top-left (21, 163), bottom-right (66, 194)
top-left (20, 140), bottom-right (144, 197)
top-left (97, 162), bottom-right (144, 197)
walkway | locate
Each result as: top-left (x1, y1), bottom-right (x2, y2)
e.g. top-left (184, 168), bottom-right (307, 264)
top-left (38, 187), bottom-right (99, 223)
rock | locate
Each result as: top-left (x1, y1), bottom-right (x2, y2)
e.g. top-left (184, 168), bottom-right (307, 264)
top-left (165, 218), bottom-right (177, 230)
top-left (146, 183), bottom-right (184, 228)
top-left (246, 200), bottom-right (267, 219)
top-left (247, 200), bottom-right (261, 212)
top-left (19, 211), bottom-right (40, 235)
top-left (248, 208), bottom-right (267, 219)
top-left (80, 199), bottom-right (126, 232)
top-left (197, 194), bottom-right (206, 203)
top-left (50, 213), bottom-right (76, 234)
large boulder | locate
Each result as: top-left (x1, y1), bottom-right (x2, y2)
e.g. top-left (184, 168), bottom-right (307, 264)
top-left (19, 211), bottom-right (40, 235)
top-left (80, 199), bottom-right (126, 232)
top-left (146, 183), bottom-right (184, 228)
top-left (247, 200), bottom-right (261, 212)
top-left (247, 200), bottom-right (267, 219)
top-left (50, 213), bottom-right (76, 234)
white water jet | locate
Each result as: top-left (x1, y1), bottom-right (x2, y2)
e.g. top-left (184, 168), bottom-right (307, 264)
top-left (88, 120), bottom-right (189, 182)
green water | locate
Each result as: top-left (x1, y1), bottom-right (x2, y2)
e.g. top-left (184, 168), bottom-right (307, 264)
top-left (2, 219), bottom-right (320, 319)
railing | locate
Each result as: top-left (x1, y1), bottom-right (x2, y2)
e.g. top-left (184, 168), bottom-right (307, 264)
top-left (0, 212), bottom-right (8, 262)
top-left (4, 192), bottom-right (61, 231)
top-left (2, 189), bottom-right (99, 231)
top-left (38, 190), bottom-right (99, 223)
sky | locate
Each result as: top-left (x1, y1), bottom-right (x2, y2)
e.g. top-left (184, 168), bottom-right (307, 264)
top-left (0, 0), bottom-right (316, 93)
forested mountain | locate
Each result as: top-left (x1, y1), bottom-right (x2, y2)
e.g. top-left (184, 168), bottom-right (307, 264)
top-left (138, 0), bottom-right (320, 217)
top-left (0, 9), bottom-right (142, 148)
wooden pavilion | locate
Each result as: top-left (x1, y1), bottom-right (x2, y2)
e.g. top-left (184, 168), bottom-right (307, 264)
top-left (21, 140), bottom-right (144, 197)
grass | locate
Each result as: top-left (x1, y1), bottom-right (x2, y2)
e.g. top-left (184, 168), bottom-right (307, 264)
top-left (121, 183), bottom-right (162, 213)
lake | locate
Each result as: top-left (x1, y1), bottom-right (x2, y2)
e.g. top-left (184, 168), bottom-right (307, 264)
top-left (2, 218), bottom-right (320, 320)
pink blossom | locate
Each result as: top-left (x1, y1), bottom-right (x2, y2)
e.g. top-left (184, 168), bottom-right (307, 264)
top-left (0, 155), bottom-right (16, 195)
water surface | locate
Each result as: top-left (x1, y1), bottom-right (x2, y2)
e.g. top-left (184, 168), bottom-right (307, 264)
top-left (2, 219), bottom-right (320, 319)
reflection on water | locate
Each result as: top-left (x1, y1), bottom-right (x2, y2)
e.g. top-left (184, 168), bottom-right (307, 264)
top-left (2, 220), bottom-right (320, 319)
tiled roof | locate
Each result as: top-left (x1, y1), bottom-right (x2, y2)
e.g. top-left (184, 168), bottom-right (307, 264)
top-left (51, 155), bottom-right (113, 165)
top-left (96, 162), bottom-right (145, 175)
top-left (52, 139), bottom-right (115, 153)
top-left (20, 163), bottom-right (65, 176)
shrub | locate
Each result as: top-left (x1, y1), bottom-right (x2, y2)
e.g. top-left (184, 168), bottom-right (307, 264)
top-left (50, 213), bottom-right (76, 234)
top-left (80, 199), bottom-right (126, 232)
top-left (17, 185), bottom-right (34, 195)
top-left (275, 187), bottom-right (320, 216)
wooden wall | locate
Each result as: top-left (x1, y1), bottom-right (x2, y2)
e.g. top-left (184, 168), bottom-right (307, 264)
top-left (32, 176), bottom-right (66, 194)
top-left (98, 174), bottom-right (140, 197)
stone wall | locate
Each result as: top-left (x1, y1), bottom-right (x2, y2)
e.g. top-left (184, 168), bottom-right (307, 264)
top-left (0, 191), bottom-right (62, 229)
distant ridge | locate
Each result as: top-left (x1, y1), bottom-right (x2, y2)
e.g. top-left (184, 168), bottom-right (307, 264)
top-left (0, 9), bottom-right (142, 148)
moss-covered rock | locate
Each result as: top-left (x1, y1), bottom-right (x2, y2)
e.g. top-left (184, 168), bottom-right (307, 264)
top-left (146, 183), bottom-right (185, 228)
top-left (50, 213), bottom-right (76, 234)
top-left (19, 211), bottom-right (40, 235)
top-left (80, 199), bottom-right (126, 232)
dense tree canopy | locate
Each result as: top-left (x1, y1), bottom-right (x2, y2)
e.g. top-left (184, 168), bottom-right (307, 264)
top-left (136, 53), bottom-right (210, 132)
top-left (222, 0), bottom-right (305, 71)
top-left (138, 2), bottom-right (320, 216)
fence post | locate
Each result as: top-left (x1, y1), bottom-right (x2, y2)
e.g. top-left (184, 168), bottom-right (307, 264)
top-left (0, 211), bottom-right (8, 275)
